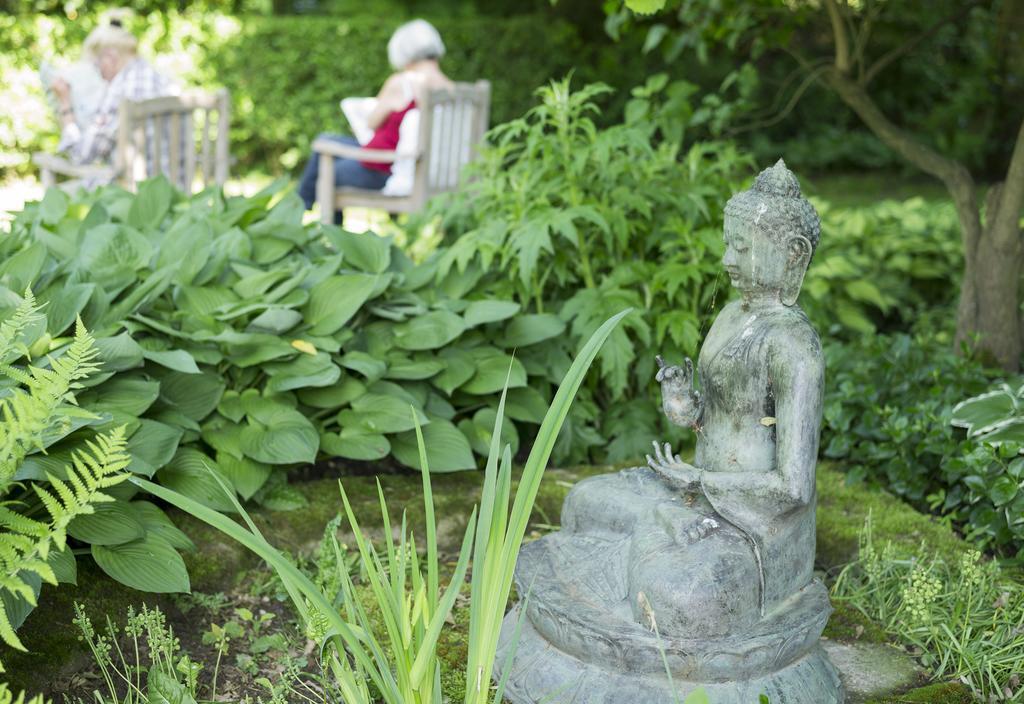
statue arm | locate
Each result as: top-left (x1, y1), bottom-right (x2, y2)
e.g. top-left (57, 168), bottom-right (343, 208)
top-left (699, 331), bottom-right (824, 515)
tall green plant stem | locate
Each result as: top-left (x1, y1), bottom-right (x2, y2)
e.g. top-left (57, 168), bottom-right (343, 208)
top-left (558, 111), bottom-right (596, 290)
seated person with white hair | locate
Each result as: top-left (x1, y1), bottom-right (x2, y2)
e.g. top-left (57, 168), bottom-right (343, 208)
top-left (51, 15), bottom-right (176, 173)
top-left (297, 19), bottom-right (454, 221)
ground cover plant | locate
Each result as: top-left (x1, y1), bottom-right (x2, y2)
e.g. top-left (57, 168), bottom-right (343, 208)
top-left (820, 328), bottom-right (1024, 558)
top-left (832, 516), bottom-right (1024, 700)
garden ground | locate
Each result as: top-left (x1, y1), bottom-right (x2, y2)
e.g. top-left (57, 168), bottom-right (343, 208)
top-left (4, 460), bottom-right (978, 703)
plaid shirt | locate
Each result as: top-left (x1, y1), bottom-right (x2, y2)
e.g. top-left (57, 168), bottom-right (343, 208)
top-left (59, 58), bottom-right (176, 165)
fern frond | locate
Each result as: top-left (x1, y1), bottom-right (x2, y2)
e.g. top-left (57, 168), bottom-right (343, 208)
top-left (0, 290), bottom-right (42, 366)
top-left (0, 310), bottom-right (124, 670)
top-left (1, 428), bottom-right (129, 657)
top-left (0, 318), bottom-right (103, 485)
top-left (36, 426), bottom-right (130, 537)
top-left (0, 602), bottom-right (27, 654)
top-left (0, 506), bottom-right (48, 539)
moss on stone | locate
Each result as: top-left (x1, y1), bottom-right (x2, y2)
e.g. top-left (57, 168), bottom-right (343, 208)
top-left (822, 600), bottom-right (888, 644)
top-left (815, 463), bottom-right (969, 571)
top-left (865, 681), bottom-right (974, 703)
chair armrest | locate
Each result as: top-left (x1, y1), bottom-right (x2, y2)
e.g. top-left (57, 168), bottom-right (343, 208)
top-left (311, 138), bottom-right (417, 164)
top-left (33, 153), bottom-right (117, 179)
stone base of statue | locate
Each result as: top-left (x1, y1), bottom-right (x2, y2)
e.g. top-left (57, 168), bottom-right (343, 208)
top-left (495, 468), bottom-right (845, 703)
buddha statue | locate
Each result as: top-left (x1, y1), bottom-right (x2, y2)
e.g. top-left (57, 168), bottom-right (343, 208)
top-left (497, 160), bottom-right (845, 703)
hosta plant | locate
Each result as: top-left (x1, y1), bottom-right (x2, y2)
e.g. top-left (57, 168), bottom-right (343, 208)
top-left (133, 311), bottom-right (628, 703)
top-left (0, 174), bottom-right (614, 607)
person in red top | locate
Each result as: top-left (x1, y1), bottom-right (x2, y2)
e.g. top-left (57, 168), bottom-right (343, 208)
top-left (298, 19), bottom-right (453, 223)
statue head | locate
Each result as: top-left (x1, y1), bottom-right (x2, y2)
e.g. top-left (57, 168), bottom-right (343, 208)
top-left (722, 159), bottom-right (821, 306)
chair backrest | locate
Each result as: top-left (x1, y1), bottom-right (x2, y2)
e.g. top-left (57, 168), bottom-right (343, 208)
top-left (116, 89), bottom-right (230, 193)
top-left (412, 81), bottom-right (490, 204)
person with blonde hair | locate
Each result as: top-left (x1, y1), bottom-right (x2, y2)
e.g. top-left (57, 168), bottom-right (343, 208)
top-left (297, 18), bottom-right (453, 220)
top-left (52, 11), bottom-right (176, 168)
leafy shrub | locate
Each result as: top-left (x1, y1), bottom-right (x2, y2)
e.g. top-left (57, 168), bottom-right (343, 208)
top-left (431, 77), bottom-right (753, 461)
top-left (820, 331), bottom-right (1024, 556)
top-left (803, 197), bottom-right (963, 338)
top-left (833, 516), bottom-right (1024, 700)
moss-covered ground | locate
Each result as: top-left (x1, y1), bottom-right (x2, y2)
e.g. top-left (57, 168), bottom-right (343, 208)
top-left (3, 462), bottom-right (983, 701)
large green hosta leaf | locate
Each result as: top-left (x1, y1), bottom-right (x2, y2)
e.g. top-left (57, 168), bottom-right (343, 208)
top-left (337, 393), bottom-right (428, 435)
top-left (156, 371), bottom-right (225, 421)
top-left (320, 428), bottom-right (391, 461)
top-left (305, 273), bottom-right (382, 335)
top-left (157, 448), bottom-right (236, 512)
top-left (503, 313), bottom-right (565, 347)
top-left (463, 299), bottom-right (520, 327)
top-left (239, 406), bottom-right (319, 465)
top-left (67, 502), bottom-right (145, 546)
top-left (263, 352), bottom-right (341, 393)
top-left (461, 350), bottom-right (527, 395)
top-left (325, 227), bottom-right (392, 273)
top-left (390, 418), bottom-right (476, 472)
top-left (393, 310), bottom-right (467, 351)
top-left (92, 533), bottom-right (190, 593)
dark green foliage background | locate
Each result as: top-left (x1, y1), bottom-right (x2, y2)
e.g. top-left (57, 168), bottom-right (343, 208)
top-left (821, 331), bottom-right (1024, 558)
top-left (0, 10), bottom-right (656, 178)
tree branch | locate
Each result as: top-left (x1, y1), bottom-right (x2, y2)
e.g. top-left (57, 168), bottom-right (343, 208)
top-left (862, 1), bottom-right (982, 85)
top-left (822, 67), bottom-right (982, 252)
top-left (728, 65), bottom-right (831, 135)
top-left (824, 0), bottom-right (852, 74)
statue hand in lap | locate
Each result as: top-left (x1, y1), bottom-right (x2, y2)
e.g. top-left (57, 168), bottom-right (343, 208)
top-left (645, 441), bottom-right (700, 492)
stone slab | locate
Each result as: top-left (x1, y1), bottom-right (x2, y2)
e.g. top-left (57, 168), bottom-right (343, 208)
top-left (822, 640), bottom-right (924, 703)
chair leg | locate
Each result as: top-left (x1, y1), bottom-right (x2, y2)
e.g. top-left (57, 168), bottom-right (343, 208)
top-left (317, 153), bottom-right (334, 225)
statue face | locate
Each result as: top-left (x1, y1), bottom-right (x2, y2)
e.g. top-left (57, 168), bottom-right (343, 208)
top-left (722, 214), bottom-right (788, 298)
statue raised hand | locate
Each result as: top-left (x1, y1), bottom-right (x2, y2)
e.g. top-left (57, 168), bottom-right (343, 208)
top-left (647, 355), bottom-right (704, 490)
top-left (655, 355), bottom-right (703, 429)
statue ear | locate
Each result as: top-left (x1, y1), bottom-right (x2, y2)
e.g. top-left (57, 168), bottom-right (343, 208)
top-left (781, 236), bottom-right (812, 306)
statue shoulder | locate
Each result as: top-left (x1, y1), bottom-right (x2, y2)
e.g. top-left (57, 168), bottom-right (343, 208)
top-left (765, 307), bottom-right (823, 371)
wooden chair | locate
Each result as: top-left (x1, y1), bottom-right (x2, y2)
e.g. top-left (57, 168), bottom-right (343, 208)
top-left (34, 88), bottom-right (231, 194)
top-left (313, 80), bottom-right (490, 223)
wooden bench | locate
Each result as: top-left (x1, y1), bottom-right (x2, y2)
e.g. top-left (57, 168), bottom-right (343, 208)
top-left (34, 88), bottom-right (231, 193)
top-left (313, 80), bottom-right (490, 222)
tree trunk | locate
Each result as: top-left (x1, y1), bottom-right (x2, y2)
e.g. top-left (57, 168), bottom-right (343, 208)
top-left (823, 68), bottom-right (1024, 370)
top-left (956, 185), bottom-right (1023, 370)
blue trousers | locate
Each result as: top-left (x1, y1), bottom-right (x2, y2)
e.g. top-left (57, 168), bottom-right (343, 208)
top-left (298, 134), bottom-right (389, 224)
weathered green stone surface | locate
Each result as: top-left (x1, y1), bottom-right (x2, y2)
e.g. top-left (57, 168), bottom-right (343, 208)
top-left (822, 641), bottom-right (923, 703)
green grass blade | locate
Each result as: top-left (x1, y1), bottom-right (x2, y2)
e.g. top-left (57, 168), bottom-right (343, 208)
top-left (410, 506), bottom-right (477, 687)
top-left (414, 412), bottom-right (439, 613)
top-left (128, 476), bottom-right (394, 699)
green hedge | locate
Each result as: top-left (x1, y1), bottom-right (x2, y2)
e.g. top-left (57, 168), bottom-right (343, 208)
top-left (0, 10), bottom-right (651, 178)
